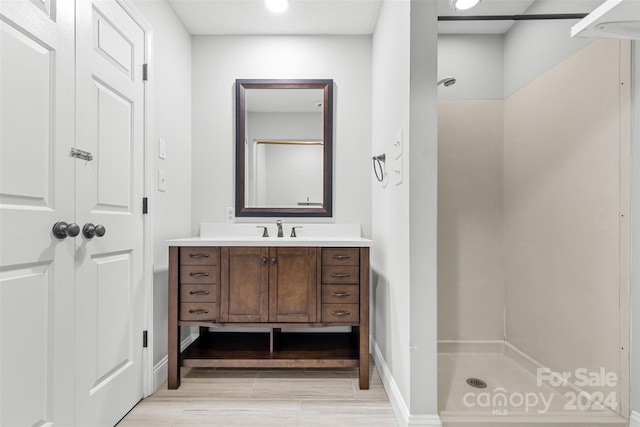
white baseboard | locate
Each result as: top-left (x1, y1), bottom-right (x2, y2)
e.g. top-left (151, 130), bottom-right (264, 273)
top-left (630, 410), bottom-right (640, 427)
top-left (371, 338), bottom-right (442, 427)
top-left (152, 332), bottom-right (199, 391)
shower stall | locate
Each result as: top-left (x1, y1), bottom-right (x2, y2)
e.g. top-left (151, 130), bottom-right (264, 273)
top-left (437, 35), bottom-right (631, 425)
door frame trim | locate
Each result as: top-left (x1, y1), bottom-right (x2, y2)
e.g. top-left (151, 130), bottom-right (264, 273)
top-left (114, 0), bottom-right (155, 398)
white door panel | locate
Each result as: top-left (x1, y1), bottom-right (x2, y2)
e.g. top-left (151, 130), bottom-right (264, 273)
top-left (75, 1), bottom-right (145, 425)
top-left (0, 0), bottom-right (75, 425)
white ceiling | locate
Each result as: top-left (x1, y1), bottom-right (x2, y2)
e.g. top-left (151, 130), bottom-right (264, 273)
top-left (168, 0), bottom-right (382, 35)
top-left (168, 0), bottom-right (600, 36)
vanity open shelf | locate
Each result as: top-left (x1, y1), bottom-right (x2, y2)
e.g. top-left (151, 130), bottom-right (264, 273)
top-left (180, 330), bottom-right (360, 368)
top-left (167, 235), bottom-right (371, 390)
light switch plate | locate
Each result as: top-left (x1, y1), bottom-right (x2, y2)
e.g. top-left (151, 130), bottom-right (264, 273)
top-left (158, 138), bottom-right (166, 160)
top-left (394, 156), bottom-right (403, 186)
top-left (393, 129), bottom-right (403, 159)
top-left (158, 170), bottom-right (167, 192)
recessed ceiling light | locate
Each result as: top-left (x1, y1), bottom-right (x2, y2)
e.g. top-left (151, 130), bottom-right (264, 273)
top-left (450, 0), bottom-right (481, 11)
top-left (266, 0), bottom-right (289, 13)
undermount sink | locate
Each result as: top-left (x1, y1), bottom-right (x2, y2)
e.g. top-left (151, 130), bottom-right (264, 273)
top-left (166, 223), bottom-right (371, 248)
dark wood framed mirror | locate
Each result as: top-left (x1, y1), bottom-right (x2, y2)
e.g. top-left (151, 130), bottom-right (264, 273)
top-left (235, 79), bottom-right (333, 217)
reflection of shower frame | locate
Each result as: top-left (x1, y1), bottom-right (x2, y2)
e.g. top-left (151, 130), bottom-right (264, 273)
top-left (256, 140), bottom-right (323, 145)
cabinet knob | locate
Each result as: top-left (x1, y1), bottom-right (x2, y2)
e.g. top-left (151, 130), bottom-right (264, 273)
top-left (271, 258), bottom-right (277, 265)
top-left (261, 257), bottom-right (267, 265)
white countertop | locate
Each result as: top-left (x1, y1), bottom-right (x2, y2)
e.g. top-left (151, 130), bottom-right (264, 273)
top-left (167, 223), bottom-right (372, 247)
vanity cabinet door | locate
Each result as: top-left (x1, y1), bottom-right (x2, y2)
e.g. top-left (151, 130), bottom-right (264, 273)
top-left (268, 247), bottom-right (317, 323)
top-left (221, 247), bottom-right (269, 322)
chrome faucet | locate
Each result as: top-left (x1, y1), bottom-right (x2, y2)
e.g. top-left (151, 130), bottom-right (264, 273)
top-left (276, 220), bottom-right (283, 238)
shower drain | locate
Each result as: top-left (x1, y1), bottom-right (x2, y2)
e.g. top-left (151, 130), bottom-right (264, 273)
top-left (466, 377), bottom-right (487, 389)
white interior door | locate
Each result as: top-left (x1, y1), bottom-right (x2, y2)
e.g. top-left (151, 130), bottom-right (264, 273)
top-left (0, 1), bottom-right (76, 426)
top-left (74, 1), bottom-right (146, 425)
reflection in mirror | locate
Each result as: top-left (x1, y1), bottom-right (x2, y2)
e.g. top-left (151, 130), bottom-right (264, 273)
top-left (235, 80), bottom-right (333, 217)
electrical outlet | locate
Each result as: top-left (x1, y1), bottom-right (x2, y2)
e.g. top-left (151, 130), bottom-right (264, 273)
top-left (225, 207), bottom-right (234, 223)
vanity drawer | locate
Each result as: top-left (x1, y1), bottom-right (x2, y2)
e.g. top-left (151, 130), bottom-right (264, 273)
top-left (180, 247), bottom-right (220, 266)
top-left (322, 304), bottom-right (359, 323)
top-left (322, 248), bottom-right (360, 266)
top-left (180, 284), bottom-right (216, 303)
top-left (322, 284), bottom-right (359, 304)
top-left (180, 266), bottom-right (217, 284)
top-left (180, 303), bottom-right (217, 321)
top-left (321, 266), bottom-right (359, 284)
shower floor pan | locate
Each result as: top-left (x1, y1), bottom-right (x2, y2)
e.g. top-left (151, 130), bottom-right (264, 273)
top-left (438, 341), bottom-right (628, 426)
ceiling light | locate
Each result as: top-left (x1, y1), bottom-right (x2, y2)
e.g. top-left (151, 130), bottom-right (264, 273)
top-left (450, 0), bottom-right (480, 11)
top-left (266, 0), bottom-right (289, 13)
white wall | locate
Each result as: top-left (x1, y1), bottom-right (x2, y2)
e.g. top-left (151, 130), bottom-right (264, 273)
top-left (437, 35), bottom-right (504, 100)
top-left (372, 0), bottom-right (439, 422)
top-left (191, 35), bottom-right (372, 235)
top-left (133, 0), bottom-right (192, 366)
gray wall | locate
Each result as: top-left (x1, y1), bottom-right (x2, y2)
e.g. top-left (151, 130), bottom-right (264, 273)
top-left (190, 35), bottom-right (372, 236)
top-left (132, 0), bottom-right (193, 367)
top-left (504, 0), bottom-right (602, 96)
top-left (371, 0), bottom-right (439, 421)
top-left (438, 35), bottom-right (504, 100)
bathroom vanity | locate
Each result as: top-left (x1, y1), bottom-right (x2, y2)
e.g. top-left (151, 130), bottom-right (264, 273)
top-left (167, 224), bottom-right (372, 390)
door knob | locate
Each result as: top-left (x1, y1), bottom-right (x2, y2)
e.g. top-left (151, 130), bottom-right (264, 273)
top-left (52, 222), bottom-right (80, 239)
top-left (83, 223), bottom-right (106, 239)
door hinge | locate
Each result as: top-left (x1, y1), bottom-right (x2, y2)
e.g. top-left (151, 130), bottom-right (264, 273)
top-left (143, 330), bottom-right (148, 348)
top-left (142, 63), bottom-right (148, 81)
top-left (142, 197), bottom-right (148, 214)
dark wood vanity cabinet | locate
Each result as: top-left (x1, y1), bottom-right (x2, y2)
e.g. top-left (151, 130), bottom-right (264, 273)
top-left (168, 245), bottom-right (370, 390)
top-left (221, 247), bottom-right (317, 323)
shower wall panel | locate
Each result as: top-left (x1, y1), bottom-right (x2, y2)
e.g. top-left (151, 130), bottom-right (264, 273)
top-left (504, 39), bottom-right (627, 401)
top-left (438, 99), bottom-right (505, 341)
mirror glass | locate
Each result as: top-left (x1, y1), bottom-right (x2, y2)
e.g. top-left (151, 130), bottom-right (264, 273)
top-left (235, 80), bottom-right (333, 217)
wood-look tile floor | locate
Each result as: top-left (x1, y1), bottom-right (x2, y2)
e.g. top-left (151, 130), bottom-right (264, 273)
top-left (117, 361), bottom-right (398, 427)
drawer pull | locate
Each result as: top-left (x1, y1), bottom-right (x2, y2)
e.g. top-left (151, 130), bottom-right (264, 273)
top-left (189, 253), bottom-right (210, 259)
top-left (332, 255), bottom-right (351, 260)
top-left (330, 310), bottom-right (351, 316)
top-left (330, 273), bottom-right (351, 278)
top-left (189, 290), bottom-right (210, 296)
top-left (188, 309), bottom-right (209, 315)
top-left (189, 272), bottom-right (210, 277)
top-left (331, 292), bottom-right (351, 297)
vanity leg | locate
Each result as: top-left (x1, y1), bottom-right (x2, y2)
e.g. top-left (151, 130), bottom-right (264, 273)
top-left (359, 247), bottom-right (370, 390)
top-left (168, 247), bottom-right (180, 389)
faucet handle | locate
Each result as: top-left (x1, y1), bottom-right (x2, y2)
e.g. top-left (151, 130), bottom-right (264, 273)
top-left (257, 226), bottom-right (269, 238)
top-left (290, 226), bottom-right (303, 238)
